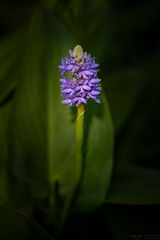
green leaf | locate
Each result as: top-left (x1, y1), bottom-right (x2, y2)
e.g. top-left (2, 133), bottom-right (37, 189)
top-left (106, 164), bottom-right (160, 204)
top-left (0, 35), bottom-right (24, 203)
top-left (75, 95), bottom-right (114, 212)
top-left (0, 205), bottom-right (53, 240)
top-left (106, 69), bottom-right (141, 131)
top-left (0, 32), bottom-right (24, 104)
top-left (6, 7), bottom-right (78, 223)
top-left (106, 78), bottom-right (160, 204)
top-left (0, 35), bottom-right (24, 201)
top-left (0, 103), bottom-right (12, 202)
top-left (3, 6), bottom-right (114, 231)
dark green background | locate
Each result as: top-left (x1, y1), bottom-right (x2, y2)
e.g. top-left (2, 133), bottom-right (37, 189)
top-left (0, 0), bottom-right (160, 239)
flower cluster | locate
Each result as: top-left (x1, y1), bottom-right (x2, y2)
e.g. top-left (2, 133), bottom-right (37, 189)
top-left (59, 45), bottom-right (101, 107)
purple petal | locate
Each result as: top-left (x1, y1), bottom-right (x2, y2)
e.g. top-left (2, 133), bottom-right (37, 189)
top-left (80, 88), bottom-right (85, 93)
top-left (61, 88), bottom-right (73, 93)
top-left (71, 65), bottom-right (79, 71)
top-left (83, 73), bottom-right (88, 80)
top-left (84, 70), bottom-right (94, 75)
top-left (88, 94), bottom-right (97, 100)
top-left (78, 72), bottom-right (83, 78)
top-left (90, 78), bottom-right (101, 83)
top-left (77, 99), bottom-right (81, 105)
top-left (72, 97), bottom-right (79, 103)
top-left (91, 90), bottom-right (100, 95)
top-left (75, 86), bottom-right (80, 91)
top-left (82, 85), bottom-right (91, 90)
top-left (65, 65), bottom-right (73, 70)
top-left (68, 103), bottom-right (73, 107)
top-left (88, 82), bottom-right (94, 87)
top-left (96, 86), bottom-right (102, 90)
top-left (92, 64), bottom-right (99, 68)
top-left (60, 78), bottom-right (67, 83)
top-left (95, 99), bottom-right (101, 103)
top-left (80, 98), bottom-right (87, 104)
top-left (61, 99), bottom-right (72, 104)
top-left (59, 65), bottom-right (65, 69)
top-left (69, 50), bottom-right (73, 57)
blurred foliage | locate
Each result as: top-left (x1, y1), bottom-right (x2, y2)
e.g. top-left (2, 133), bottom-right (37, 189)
top-left (0, 0), bottom-right (160, 239)
top-left (0, 205), bottom-right (53, 240)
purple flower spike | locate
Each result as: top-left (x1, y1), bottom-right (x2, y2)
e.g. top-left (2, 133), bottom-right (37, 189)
top-left (59, 45), bottom-right (101, 107)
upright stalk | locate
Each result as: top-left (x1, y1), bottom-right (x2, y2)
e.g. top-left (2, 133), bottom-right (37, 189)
top-left (76, 104), bottom-right (85, 162)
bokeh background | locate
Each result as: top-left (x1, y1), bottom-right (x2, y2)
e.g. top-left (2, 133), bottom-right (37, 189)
top-left (0, 0), bottom-right (160, 239)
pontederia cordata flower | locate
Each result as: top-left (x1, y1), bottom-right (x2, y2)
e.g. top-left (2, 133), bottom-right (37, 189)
top-left (59, 45), bottom-right (101, 107)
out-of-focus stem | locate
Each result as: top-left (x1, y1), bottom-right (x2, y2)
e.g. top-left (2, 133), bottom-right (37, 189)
top-left (76, 104), bottom-right (85, 151)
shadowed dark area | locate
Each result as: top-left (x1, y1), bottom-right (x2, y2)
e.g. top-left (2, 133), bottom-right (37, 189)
top-left (0, 0), bottom-right (160, 239)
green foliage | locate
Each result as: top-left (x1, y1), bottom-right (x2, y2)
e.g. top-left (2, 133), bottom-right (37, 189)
top-left (76, 97), bottom-right (113, 211)
top-left (0, 205), bottom-right (53, 240)
top-left (0, 0), bottom-right (159, 239)
top-left (0, 4), bottom-right (114, 235)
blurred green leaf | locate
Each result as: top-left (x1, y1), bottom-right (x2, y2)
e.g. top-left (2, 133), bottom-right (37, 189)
top-left (0, 32), bottom-right (24, 104)
top-left (0, 205), bottom-right (53, 240)
top-left (75, 96), bottom-right (114, 212)
top-left (106, 164), bottom-right (160, 204)
top-left (0, 103), bottom-right (11, 202)
top-left (5, 6), bottom-right (114, 229)
top-left (106, 69), bottom-right (141, 131)
top-left (54, 0), bottom-right (107, 41)
top-left (0, 32), bottom-right (26, 204)
top-left (6, 7), bottom-right (77, 223)
top-left (106, 85), bottom-right (160, 204)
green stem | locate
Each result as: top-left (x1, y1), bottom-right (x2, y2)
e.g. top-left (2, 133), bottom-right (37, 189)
top-left (76, 104), bottom-right (85, 171)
